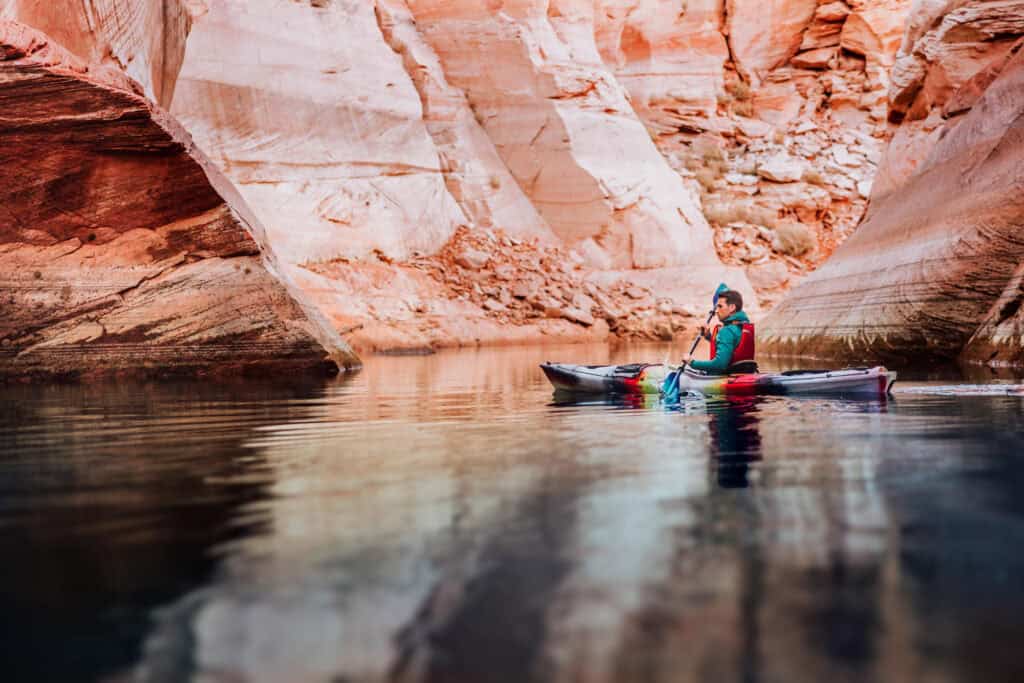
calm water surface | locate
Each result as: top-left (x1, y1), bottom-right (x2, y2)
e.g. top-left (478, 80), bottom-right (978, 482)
top-left (2, 344), bottom-right (1024, 683)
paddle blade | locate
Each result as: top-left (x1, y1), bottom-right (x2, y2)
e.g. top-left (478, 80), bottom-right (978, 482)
top-left (713, 282), bottom-right (729, 304)
top-left (661, 369), bottom-right (680, 403)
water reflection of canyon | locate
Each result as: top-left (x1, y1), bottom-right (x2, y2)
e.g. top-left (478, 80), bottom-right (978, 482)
top-left (2, 345), bottom-right (1023, 682)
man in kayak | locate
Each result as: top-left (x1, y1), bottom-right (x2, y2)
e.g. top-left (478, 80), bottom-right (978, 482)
top-left (681, 289), bottom-right (755, 374)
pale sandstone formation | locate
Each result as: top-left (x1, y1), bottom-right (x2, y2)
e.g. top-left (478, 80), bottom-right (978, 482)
top-left (760, 0), bottom-right (1024, 365)
top-left (875, 0), bottom-right (1024, 197)
top-left (0, 0), bottom-right (195, 106)
top-left (171, 0), bottom-right (467, 266)
top-left (174, 0), bottom-right (754, 352)
top-left (593, 0), bottom-right (730, 132)
top-left (374, 0), bottom-right (558, 245)
top-left (0, 21), bottom-right (358, 380)
top-left (400, 0), bottom-right (731, 276)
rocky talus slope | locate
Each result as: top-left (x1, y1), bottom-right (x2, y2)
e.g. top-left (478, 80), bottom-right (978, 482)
top-left (0, 20), bottom-right (358, 380)
top-left (761, 0), bottom-right (1024, 365)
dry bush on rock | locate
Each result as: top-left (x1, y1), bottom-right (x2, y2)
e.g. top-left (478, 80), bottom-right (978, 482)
top-left (733, 100), bottom-right (754, 118)
top-left (772, 221), bottom-right (817, 256)
top-left (727, 80), bottom-right (752, 101)
top-left (801, 168), bottom-right (826, 185)
top-left (704, 200), bottom-right (778, 228)
top-left (695, 168), bottom-right (720, 192)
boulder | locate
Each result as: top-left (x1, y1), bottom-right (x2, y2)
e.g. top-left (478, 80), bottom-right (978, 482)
top-left (455, 248), bottom-right (490, 270)
top-left (562, 306), bottom-right (596, 327)
top-left (799, 22), bottom-right (843, 51)
top-left (791, 47), bottom-right (838, 70)
top-left (816, 2), bottom-right (852, 23)
top-left (757, 154), bottom-right (806, 183)
top-left (727, 0), bottom-right (818, 79)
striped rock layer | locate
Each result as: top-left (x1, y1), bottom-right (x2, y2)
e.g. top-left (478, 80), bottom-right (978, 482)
top-left (0, 20), bottom-right (359, 380)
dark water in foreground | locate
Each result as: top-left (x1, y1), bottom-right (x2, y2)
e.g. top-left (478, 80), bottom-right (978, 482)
top-left (2, 344), bottom-right (1024, 683)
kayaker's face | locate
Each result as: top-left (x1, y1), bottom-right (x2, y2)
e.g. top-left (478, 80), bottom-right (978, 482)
top-left (715, 300), bottom-right (737, 321)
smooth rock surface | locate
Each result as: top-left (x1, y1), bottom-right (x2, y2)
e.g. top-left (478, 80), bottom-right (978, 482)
top-left (169, 0), bottom-right (755, 352)
top-left (727, 0), bottom-right (818, 80)
top-left (0, 21), bottom-right (358, 380)
top-left (402, 0), bottom-right (727, 272)
top-left (171, 0), bottom-right (466, 266)
top-left (878, 0), bottom-right (1024, 197)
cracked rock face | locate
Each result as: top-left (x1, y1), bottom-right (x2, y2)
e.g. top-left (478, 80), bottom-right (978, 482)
top-left (760, 1), bottom-right (1024, 365)
top-left (0, 20), bottom-right (358, 380)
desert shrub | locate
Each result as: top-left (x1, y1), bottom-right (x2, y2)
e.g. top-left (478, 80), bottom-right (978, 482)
top-left (701, 146), bottom-right (725, 163)
top-left (695, 168), bottom-right (720, 192)
top-left (704, 201), bottom-right (744, 225)
top-left (801, 168), bottom-right (826, 185)
top-left (704, 201), bottom-right (778, 228)
top-left (732, 100), bottom-right (754, 118)
top-left (746, 204), bottom-right (779, 228)
top-left (727, 79), bottom-right (752, 101)
top-left (772, 221), bottom-right (817, 256)
top-left (489, 174), bottom-right (502, 190)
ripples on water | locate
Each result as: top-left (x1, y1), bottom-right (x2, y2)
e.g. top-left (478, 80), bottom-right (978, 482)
top-left (1, 344), bottom-right (1023, 682)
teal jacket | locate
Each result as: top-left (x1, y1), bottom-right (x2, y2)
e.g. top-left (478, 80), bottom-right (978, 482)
top-left (689, 311), bottom-right (751, 373)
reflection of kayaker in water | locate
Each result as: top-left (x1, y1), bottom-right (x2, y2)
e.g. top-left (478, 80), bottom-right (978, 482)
top-left (680, 289), bottom-right (756, 375)
top-left (708, 397), bottom-right (763, 489)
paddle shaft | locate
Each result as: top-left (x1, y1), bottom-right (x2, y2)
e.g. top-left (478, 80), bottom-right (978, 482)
top-left (682, 309), bottom-right (716, 369)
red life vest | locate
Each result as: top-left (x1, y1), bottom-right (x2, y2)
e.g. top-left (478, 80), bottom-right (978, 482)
top-left (708, 322), bottom-right (756, 364)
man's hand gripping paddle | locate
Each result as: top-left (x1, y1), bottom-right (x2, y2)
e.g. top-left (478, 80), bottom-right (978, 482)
top-left (661, 283), bottom-right (729, 403)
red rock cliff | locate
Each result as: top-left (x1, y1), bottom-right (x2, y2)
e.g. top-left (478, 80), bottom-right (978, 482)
top-left (0, 21), bottom-right (359, 379)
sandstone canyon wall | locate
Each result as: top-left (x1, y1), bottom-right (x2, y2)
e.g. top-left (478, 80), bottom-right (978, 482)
top-left (172, 0), bottom-right (757, 353)
top-left (0, 20), bottom-right (358, 380)
top-left (761, 0), bottom-right (1024, 365)
top-left (4, 0), bottom-right (930, 366)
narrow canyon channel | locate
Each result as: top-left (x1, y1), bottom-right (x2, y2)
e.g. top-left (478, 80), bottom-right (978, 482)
top-left (2, 344), bottom-right (1023, 682)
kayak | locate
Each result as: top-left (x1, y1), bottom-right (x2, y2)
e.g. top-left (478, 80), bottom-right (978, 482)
top-left (540, 362), bottom-right (669, 394)
top-left (540, 362), bottom-right (896, 397)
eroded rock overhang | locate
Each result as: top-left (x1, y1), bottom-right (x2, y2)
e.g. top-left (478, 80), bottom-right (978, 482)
top-left (0, 20), bottom-right (360, 380)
